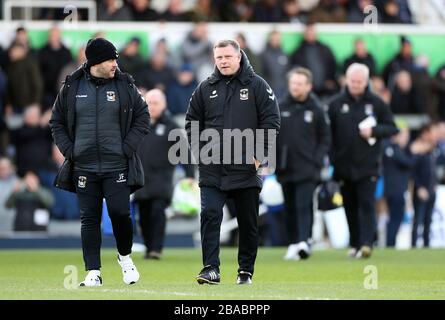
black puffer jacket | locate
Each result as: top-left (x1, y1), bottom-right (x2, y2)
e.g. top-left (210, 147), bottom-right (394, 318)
top-left (276, 93), bottom-right (331, 183)
top-left (49, 65), bottom-right (150, 193)
top-left (185, 51), bottom-right (280, 191)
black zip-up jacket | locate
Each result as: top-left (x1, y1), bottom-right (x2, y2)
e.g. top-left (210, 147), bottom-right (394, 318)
top-left (328, 87), bottom-right (398, 181)
top-left (276, 93), bottom-right (331, 183)
top-left (185, 51), bottom-right (280, 191)
top-left (49, 65), bottom-right (150, 193)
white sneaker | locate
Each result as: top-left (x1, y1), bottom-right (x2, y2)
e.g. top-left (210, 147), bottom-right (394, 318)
top-left (296, 241), bottom-right (311, 260)
top-left (284, 244), bottom-right (300, 260)
top-left (79, 270), bottom-right (102, 287)
top-left (117, 254), bottom-right (140, 285)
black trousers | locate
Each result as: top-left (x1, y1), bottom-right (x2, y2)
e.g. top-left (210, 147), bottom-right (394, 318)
top-left (137, 198), bottom-right (168, 253)
top-left (412, 191), bottom-right (436, 248)
top-left (74, 170), bottom-right (133, 271)
top-left (282, 181), bottom-right (317, 244)
top-left (200, 186), bottom-right (260, 274)
top-left (340, 177), bottom-right (377, 249)
top-left (386, 193), bottom-right (405, 247)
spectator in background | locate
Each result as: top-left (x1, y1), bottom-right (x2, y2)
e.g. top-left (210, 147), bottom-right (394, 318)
top-left (383, 36), bottom-right (415, 86)
top-left (187, 0), bottom-right (218, 22)
top-left (98, 0), bottom-right (132, 21)
top-left (347, 0), bottom-right (374, 23)
top-left (135, 89), bottom-right (195, 259)
top-left (261, 30), bottom-right (289, 101)
top-left (309, 0), bottom-right (347, 23)
top-left (180, 23), bottom-right (213, 79)
top-left (433, 65), bottom-right (445, 121)
top-left (382, 123), bottom-right (415, 247)
top-left (376, 0), bottom-right (413, 24)
top-left (57, 46), bottom-right (87, 90)
top-left (412, 123), bottom-right (440, 248)
top-left (218, 0), bottom-right (253, 22)
top-left (390, 70), bottom-right (423, 114)
top-left (281, 0), bottom-right (308, 24)
top-left (166, 63), bottom-right (198, 118)
top-left (412, 55), bottom-right (435, 118)
top-left (135, 49), bottom-right (175, 92)
top-left (5, 43), bottom-right (43, 115)
top-left (38, 26), bottom-right (72, 110)
top-left (10, 105), bottom-right (53, 178)
top-left (50, 146), bottom-right (79, 220)
top-left (0, 157), bottom-right (18, 231)
top-left (161, 0), bottom-right (189, 21)
top-left (371, 76), bottom-right (391, 105)
top-left (343, 39), bottom-right (376, 76)
top-left (10, 27), bottom-right (37, 60)
top-left (251, 0), bottom-right (283, 22)
top-left (235, 33), bottom-right (262, 76)
top-left (130, 0), bottom-right (159, 21)
top-left (290, 23), bottom-right (338, 97)
top-left (5, 171), bottom-right (54, 232)
top-left (118, 37), bottom-right (144, 77)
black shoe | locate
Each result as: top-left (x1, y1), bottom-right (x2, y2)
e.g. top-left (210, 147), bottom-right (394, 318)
top-left (144, 251), bottom-right (161, 260)
top-left (236, 271), bottom-right (252, 285)
top-left (196, 266), bottom-right (220, 285)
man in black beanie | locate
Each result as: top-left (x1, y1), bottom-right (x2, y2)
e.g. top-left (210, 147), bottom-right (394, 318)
top-left (50, 38), bottom-right (150, 286)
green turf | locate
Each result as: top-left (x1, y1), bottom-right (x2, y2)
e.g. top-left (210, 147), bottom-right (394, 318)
top-left (0, 248), bottom-right (444, 300)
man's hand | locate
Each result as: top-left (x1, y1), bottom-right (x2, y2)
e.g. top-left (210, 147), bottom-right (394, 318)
top-left (360, 127), bottom-right (373, 139)
top-left (417, 187), bottom-right (429, 201)
top-left (253, 157), bottom-right (260, 170)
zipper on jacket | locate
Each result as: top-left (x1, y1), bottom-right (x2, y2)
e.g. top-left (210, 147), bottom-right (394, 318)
top-left (95, 85), bottom-right (102, 173)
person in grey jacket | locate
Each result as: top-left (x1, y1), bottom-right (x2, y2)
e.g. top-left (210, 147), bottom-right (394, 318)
top-left (50, 38), bottom-right (149, 287)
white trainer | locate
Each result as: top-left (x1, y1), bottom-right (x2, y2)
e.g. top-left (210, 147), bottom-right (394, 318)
top-left (284, 244), bottom-right (300, 260)
top-left (117, 254), bottom-right (140, 285)
top-left (79, 270), bottom-right (102, 287)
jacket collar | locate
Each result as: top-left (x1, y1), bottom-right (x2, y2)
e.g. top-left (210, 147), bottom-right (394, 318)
top-left (66, 63), bottom-right (132, 84)
top-left (208, 50), bottom-right (255, 86)
top-left (344, 85), bottom-right (373, 102)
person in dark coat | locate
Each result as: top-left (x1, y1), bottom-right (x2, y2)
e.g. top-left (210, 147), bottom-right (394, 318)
top-left (382, 125), bottom-right (416, 247)
top-left (328, 63), bottom-right (398, 258)
top-left (290, 23), bottom-right (338, 97)
top-left (135, 89), bottom-right (194, 259)
top-left (186, 39), bottom-right (280, 285)
top-left (343, 39), bottom-right (376, 76)
top-left (411, 123), bottom-right (439, 248)
top-left (276, 67), bottom-right (331, 260)
top-left (49, 38), bottom-right (149, 287)
top-left (38, 26), bottom-right (72, 110)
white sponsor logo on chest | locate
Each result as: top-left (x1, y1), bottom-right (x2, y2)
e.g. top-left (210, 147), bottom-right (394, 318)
top-left (155, 124), bottom-right (166, 136)
top-left (240, 88), bottom-right (249, 100)
top-left (341, 103), bottom-right (350, 113)
top-left (107, 91), bottom-right (116, 101)
top-left (210, 90), bottom-right (218, 99)
top-left (304, 110), bottom-right (314, 123)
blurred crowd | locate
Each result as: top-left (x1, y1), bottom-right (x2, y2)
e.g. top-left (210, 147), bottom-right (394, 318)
top-left (11, 0), bottom-right (416, 25)
top-left (0, 22), bottom-right (444, 248)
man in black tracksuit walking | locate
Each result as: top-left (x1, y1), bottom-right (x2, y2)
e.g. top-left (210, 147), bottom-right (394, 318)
top-left (186, 40), bottom-right (280, 285)
top-left (328, 63), bottom-right (398, 258)
top-left (276, 67), bottom-right (331, 261)
top-left (50, 38), bottom-right (149, 286)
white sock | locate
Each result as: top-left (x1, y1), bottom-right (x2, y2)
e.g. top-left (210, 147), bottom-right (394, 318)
top-left (87, 270), bottom-right (101, 276)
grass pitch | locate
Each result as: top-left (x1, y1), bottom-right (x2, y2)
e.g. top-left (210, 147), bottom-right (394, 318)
top-left (0, 248), bottom-right (444, 300)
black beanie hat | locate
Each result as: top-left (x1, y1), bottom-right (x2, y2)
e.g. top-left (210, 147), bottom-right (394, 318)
top-left (85, 38), bottom-right (119, 67)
